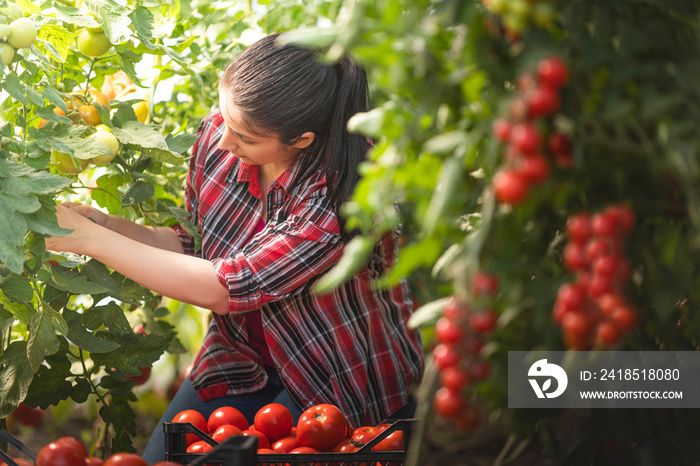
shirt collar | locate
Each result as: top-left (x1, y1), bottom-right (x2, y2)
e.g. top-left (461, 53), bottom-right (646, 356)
top-left (235, 155), bottom-right (305, 197)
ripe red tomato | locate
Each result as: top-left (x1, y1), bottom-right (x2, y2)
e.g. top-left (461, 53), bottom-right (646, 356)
top-left (85, 457), bottom-right (104, 466)
top-left (435, 317), bottom-right (463, 344)
top-left (242, 429), bottom-right (270, 449)
top-left (493, 169), bottom-right (530, 205)
top-left (526, 85), bottom-right (560, 118)
top-left (491, 117), bottom-right (511, 142)
top-left (296, 404), bottom-right (349, 451)
top-left (469, 310), bottom-right (497, 334)
top-left (271, 435), bottom-right (301, 453)
top-left (439, 366), bottom-right (470, 391)
top-left (290, 446), bottom-right (320, 453)
top-left (186, 441), bottom-right (214, 454)
top-left (591, 212), bottom-right (618, 237)
top-left (351, 424), bottom-right (387, 444)
top-left (333, 438), bottom-right (363, 452)
top-left (171, 409), bottom-right (208, 446)
top-left (563, 242), bottom-right (588, 271)
top-left (472, 272), bottom-right (500, 298)
top-left (55, 437), bottom-right (89, 458)
top-left (557, 282), bottom-right (587, 311)
top-left (36, 439), bottom-right (87, 466)
top-left (254, 403), bottom-right (293, 443)
top-left (537, 56), bottom-right (569, 89)
top-left (611, 306), bottom-right (637, 333)
top-left (207, 406), bottom-right (249, 434)
top-left (372, 429), bottom-right (403, 451)
top-left (103, 454), bottom-right (147, 466)
top-left (547, 131), bottom-right (572, 157)
top-left (562, 311), bottom-right (592, 349)
top-left (434, 387), bottom-right (466, 419)
top-left (566, 212), bottom-right (592, 243)
top-left (211, 424), bottom-right (242, 443)
top-left (9, 403), bottom-right (43, 427)
top-left (3, 458), bottom-right (35, 466)
top-left (515, 154), bottom-right (550, 185)
top-left (596, 321), bottom-right (621, 346)
top-left (510, 122), bottom-right (541, 154)
top-left (432, 343), bottom-right (461, 370)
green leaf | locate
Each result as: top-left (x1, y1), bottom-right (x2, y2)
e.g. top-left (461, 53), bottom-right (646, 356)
top-left (347, 107), bottom-right (385, 137)
top-left (51, 5), bottom-right (101, 28)
top-left (27, 310), bottom-right (60, 372)
top-left (92, 331), bottom-right (172, 377)
top-left (112, 122), bottom-right (183, 164)
top-left (1, 73), bottom-right (29, 106)
top-left (0, 276), bottom-right (34, 303)
top-left (165, 132), bottom-right (198, 155)
top-left (67, 319), bottom-right (121, 353)
top-left (129, 4), bottom-right (154, 41)
top-left (92, 174), bottom-right (125, 215)
top-left (0, 202), bottom-right (29, 274)
top-left (277, 27), bottom-right (338, 48)
top-left (121, 180), bottom-right (155, 207)
top-left (37, 23), bottom-right (75, 61)
top-left (408, 297), bottom-right (451, 329)
top-left (98, 301), bottom-right (133, 335)
top-left (23, 352), bottom-right (73, 409)
top-left (84, 0), bottom-right (133, 44)
top-left (314, 236), bottom-right (375, 294)
top-left (422, 157), bottom-right (463, 235)
top-left (376, 236), bottom-right (443, 288)
top-left (0, 341), bottom-right (34, 418)
top-left (49, 266), bottom-right (112, 295)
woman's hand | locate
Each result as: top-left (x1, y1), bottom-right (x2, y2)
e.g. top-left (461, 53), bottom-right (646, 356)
top-left (57, 202), bottom-right (110, 227)
top-left (45, 204), bottom-right (103, 256)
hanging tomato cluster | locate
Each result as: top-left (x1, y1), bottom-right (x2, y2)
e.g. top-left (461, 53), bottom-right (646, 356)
top-left (491, 55), bottom-right (572, 206)
top-left (554, 204), bottom-right (639, 349)
top-left (431, 273), bottom-right (500, 430)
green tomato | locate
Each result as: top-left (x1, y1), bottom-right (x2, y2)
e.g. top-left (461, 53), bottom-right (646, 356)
top-left (0, 24), bottom-right (11, 41)
top-left (90, 130), bottom-right (119, 164)
top-left (50, 150), bottom-right (88, 175)
top-left (76, 29), bottom-right (111, 57)
top-left (0, 42), bottom-right (14, 66)
top-left (0, 3), bottom-right (23, 22)
top-left (8, 17), bottom-right (36, 49)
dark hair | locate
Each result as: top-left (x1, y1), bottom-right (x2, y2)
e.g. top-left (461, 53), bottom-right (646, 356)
top-left (220, 33), bottom-right (370, 241)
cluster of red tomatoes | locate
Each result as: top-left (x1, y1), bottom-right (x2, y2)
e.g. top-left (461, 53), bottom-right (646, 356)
top-left (172, 402), bottom-right (403, 458)
top-left (430, 273), bottom-right (500, 429)
top-left (491, 55), bottom-right (572, 206)
top-left (554, 204), bottom-right (639, 349)
top-left (33, 436), bottom-right (177, 466)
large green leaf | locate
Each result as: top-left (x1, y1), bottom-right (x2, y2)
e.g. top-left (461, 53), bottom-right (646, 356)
top-left (0, 341), bottom-right (35, 418)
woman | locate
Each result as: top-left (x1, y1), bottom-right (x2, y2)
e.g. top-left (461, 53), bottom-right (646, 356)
top-left (47, 33), bottom-right (423, 461)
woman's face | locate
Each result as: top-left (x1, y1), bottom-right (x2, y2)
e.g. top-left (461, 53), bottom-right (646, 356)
top-left (217, 90), bottom-right (312, 170)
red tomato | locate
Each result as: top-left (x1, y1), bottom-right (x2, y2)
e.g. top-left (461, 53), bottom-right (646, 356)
top-left (102, 453), bottom-right (148, 466)
top-left (469, 310), bottom-right (497, 334)
top-left (254, 403), bottom-right (293, 442)
top-left (514, 154), bottom-right (550, 185)
top-left (432, 343), bottom-right (461, 370)
top-left (562, 311), bottom-right (592, 349)
top-left (557, 282), bottom-right (587, 311)
top-left (56, 437), bottom-right (89, 458)
top-left (85, 457), bottom-right (105, 466)
top-left (333, 438), bottom-right (363, 452)
top-left (537, 56), bottom-right (569, 89)
top-left (439, 366), bottom-right (470, 391)
top-left (596, 321), bottom-right (621, 346)
top-left (186, 441), bottom-right (214, 453)
top-left (491, 117), bottom-right (511, 142)
top-left (3, 458), bottom-right (34, 466)
top-left (211, 424), bottom-right (242, 443)
top-left (296, 404), bottom-right (349, 451)
top-left (566, 212), bottom-right (592, 243)
top-left (271, 435), bottom-right (301, 453)
top-left (171, 409), bottom-right (208, 446)
top-left (36, 441), bottom-right (87, 466)
top-left (611, 306), bottom-right (637, 333)
top-left (351, 425), bottom-right (387, 444)
top-left (290, 447), bottom-right (320, 453)
top-left (9, 403), bottom-right (43, 427)
top-left (493, 169), bottom-right (530, 205)
top-left (435, 317), bottom-right (463, 345)
top-left (510, 122), bottom-right (541, 154)
top-left (526, 84), bottom-right (560, 118)
top-left (434, 387), bottom-right (466, 419)
top-left (256, 448), bottom-right (276, 454)
top-left (372, 429), bottom-right (403, 451)
top-left (242, 429), bottom-right (270, 449)
top-left (207, 406), bottom-right (249, 433)
top-left (471, 272), bottom-right (500, 298)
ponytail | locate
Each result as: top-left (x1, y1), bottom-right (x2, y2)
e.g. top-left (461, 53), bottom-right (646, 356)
top-left (220, 34), bottom-right (371, 242)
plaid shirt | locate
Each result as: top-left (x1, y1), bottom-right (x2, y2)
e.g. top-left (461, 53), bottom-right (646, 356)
top-left (174, 111), bottom-right (424, 426)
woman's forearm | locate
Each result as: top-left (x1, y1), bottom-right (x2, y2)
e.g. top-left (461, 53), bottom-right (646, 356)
top-left (48, 205), bottom-right (229, 314)
top-left (90, 229), bottom-right (228, 313)
top-left (104, 215), bottom-right (185, 253)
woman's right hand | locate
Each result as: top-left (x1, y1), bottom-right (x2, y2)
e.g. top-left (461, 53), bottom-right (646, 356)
top-left (58, 202), bottom-right (111, 228)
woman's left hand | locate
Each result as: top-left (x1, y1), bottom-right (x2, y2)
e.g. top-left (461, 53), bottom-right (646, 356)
top-left (45, 204), bottom-right (103, 256)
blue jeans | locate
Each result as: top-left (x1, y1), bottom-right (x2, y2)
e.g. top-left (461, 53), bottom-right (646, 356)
top-left (141, 367), bottom-right (303, 464)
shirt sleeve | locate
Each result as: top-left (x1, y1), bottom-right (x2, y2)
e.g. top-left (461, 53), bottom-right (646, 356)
top-left (211, 194), bottom-right (345, 313)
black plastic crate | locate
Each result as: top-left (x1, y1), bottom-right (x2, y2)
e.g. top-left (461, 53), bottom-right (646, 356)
top-left (164, 418), bottom-right (416, 466)
top-left (0, 431), bottom-right (38, 466)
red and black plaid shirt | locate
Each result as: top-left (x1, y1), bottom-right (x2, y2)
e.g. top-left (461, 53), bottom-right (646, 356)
top-left (174, 111), bottom-right (424, 426)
